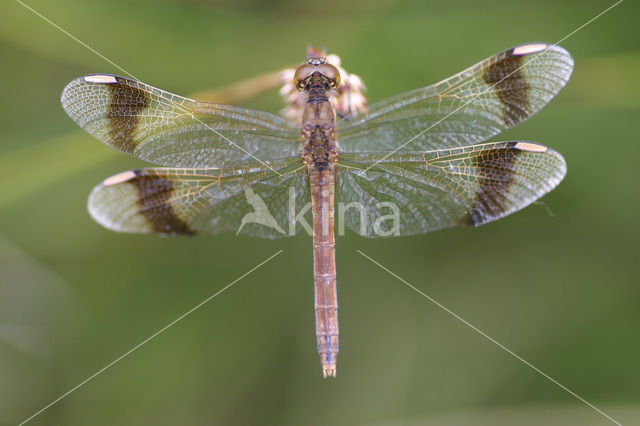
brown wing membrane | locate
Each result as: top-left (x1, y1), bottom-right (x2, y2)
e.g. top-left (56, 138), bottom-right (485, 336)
top-left (338, 43), bottom-right (573, 152)
top-left (336, 141), bottom-right (566, 237)
top-left (61, 74), bottom-right (301, 168)
top-left (88, 157), bottom-right (309, 239)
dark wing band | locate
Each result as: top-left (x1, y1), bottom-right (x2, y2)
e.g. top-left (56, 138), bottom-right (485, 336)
top-left (338, 43), bottom-right (573, 152)
top-left (336, 141), bottom-right (566, 237)
top-left (62, 74), bottom-right (301, 168)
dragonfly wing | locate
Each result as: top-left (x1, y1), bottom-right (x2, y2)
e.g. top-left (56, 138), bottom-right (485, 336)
top-left (62, 74), bottom-right (301, 168)
top-left (336, 142), bottom-right (566, 237)
top-left (338, 43), bottom-right (573, 152)
top-left (88, 157), bottom-right (309, 239)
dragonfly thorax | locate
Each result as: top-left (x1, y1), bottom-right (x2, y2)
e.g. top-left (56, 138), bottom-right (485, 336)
top-left (300, 70), bottom-right (339, 168)
top-left (302, 125), bottom-right (338, 168)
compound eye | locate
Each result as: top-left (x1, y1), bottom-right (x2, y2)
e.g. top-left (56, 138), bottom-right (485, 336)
top-left (293, 64), bottom-right (315, 91)
top-left (317, 64), bottom-right (341, 89)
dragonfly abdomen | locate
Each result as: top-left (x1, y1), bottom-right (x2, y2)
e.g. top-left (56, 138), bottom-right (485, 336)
top-left (304, 119), bottom-right (340, 377)
top-left (309, 164), bottom-right (339, 378)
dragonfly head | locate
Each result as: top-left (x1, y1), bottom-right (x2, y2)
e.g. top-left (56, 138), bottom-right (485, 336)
top-left (294, 60), bottom-right (341, 92)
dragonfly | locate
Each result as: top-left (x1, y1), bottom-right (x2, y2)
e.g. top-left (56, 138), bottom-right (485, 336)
top-left (61, 43), bottom-right (573, 377)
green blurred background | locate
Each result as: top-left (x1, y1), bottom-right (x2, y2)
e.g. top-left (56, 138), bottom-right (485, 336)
top-left (1, 0), bottom-right (639, 425)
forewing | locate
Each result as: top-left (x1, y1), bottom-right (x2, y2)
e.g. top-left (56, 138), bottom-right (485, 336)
top-left (338, 44), bottom-right (573, 152)
top-left (62, 74), bottom-right (301, 168)
top-left (336, 142), bottom-right (566, 237)
top-left (88, 157), bottom-right (309, 239)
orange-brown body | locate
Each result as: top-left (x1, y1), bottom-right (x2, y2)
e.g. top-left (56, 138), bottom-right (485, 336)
top-left (298, 62), bottom-right (340, 377)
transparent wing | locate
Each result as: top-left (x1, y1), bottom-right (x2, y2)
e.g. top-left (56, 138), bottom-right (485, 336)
top-left (62, 74), bottom-right (301, 168)
top-left (336, 141), bottom-right (566, 237)
top-left (338, 44), bottom-right (573, 152)
top-left (88, 157), bottom-right (309, 239)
